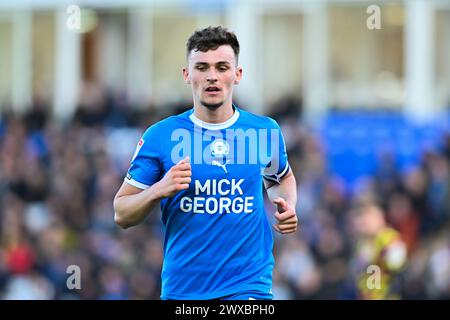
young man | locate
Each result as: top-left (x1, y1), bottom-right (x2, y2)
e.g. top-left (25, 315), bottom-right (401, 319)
top-left (351, 202), bottom-right (407, 299)
top-left (113, 26), bottom-right (298, 300)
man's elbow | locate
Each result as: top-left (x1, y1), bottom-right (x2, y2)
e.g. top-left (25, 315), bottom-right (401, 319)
top-left (113, 197), bottom-right (130, 229)
top-left (114, 212), bottom-right (131, 229)
top-left (113, 200), bottom-right (133, 229)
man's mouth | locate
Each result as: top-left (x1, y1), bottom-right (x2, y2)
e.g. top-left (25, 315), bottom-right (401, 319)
top-left (205, 86), bottom-right (221, 93)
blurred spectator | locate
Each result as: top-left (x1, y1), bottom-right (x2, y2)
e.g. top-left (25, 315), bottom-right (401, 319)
top-left (426, 235), bottom-right (450, 299)
top-left (348, 203), bottom-right (407, 299)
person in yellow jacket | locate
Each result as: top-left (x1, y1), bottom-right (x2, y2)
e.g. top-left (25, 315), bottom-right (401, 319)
top-left (351, 203), bottom-right (407, 299)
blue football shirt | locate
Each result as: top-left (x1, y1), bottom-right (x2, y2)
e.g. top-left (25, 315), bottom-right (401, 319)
top-left (125, 106), bottom-right (289, 299)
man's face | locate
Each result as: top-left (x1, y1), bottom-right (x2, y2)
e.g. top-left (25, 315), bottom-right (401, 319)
top-left (352, 207), bottom-right (383, 237)
top-left (183, 45), bottom-right (242, 110)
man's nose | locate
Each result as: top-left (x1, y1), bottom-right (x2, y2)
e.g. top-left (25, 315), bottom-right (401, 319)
top-left (206, 69), bottom-right (218, 82)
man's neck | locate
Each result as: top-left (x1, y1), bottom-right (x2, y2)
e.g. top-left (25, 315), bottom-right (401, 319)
top-left (193, 101), bottom-right (234, 124)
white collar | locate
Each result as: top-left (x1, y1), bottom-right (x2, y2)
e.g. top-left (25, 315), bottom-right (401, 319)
top-left (189, 108), bottom-right (240, 130)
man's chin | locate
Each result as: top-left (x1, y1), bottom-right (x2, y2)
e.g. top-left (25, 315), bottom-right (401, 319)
top-left (200, 100), bottom-right (223, 110)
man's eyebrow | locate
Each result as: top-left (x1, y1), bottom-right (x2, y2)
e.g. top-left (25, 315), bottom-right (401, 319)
top-left (194, 61), bottom-right (231, 65)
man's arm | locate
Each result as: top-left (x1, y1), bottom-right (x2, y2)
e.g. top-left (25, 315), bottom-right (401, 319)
top-left (264, 169), bottom-right (298, 234)
top-left (113, 182), bottom-right (163, 229)
top-left (113, 157), bottom-right (191, 229)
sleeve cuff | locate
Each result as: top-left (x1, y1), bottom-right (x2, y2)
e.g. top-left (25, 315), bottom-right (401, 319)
top-left (124, 177), bottom-right (150, 189)
top-left (263, 162), bottom-right (290, 184)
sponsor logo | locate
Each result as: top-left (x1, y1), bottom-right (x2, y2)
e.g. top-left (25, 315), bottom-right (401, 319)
top-left (131, 138), bottom-right (144, 162)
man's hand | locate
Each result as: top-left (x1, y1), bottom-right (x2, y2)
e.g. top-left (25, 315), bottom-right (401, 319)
top-left (155, 156), bottom-right (192, 198)
top-left (272, 197), bottom-right (298, 234)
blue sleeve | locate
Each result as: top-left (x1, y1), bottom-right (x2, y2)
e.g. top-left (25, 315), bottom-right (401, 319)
top-left (263, 118), bottom-right (290, 184)
top-left (125, 126), bottom-right (163, 189)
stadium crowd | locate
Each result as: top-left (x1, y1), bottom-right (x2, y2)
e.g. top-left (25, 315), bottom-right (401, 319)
top-left (0, 84), bottom-right (449, 299)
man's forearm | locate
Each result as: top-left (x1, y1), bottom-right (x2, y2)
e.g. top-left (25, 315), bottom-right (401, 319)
top-left (266, 171), bottom-right (297, 208)
top-left (114, 182), bottom-right (162, 229)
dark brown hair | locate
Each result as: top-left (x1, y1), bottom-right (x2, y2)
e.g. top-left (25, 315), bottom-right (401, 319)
top-left (186, 26), bottom-right (240, 62)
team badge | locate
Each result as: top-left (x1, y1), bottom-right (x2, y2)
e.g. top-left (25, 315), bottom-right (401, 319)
top-left (210, 139), bottom-right (230, 173)
top-left (210, 139), bottom-right (229, 157)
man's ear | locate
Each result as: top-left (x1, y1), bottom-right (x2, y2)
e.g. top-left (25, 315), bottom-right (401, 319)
top-left (234, 66), bottom-right (243, 84)
top-left (182, 67), bottom-right (190, 84)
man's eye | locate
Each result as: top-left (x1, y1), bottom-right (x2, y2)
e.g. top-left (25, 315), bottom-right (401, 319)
top-left (219, 67), bottom-right (228, 71)
top-left (196, 66), bottom-right (206, 71)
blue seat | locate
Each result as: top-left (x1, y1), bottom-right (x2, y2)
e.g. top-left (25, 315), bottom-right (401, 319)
top-left (318, 111), bottom-right (448, 192)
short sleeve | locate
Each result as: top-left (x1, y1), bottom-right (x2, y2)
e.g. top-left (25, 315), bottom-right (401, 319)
top-left (125, 126), bottom-right (163, 189)
top-left (263, 119), bottom-right (290, 184)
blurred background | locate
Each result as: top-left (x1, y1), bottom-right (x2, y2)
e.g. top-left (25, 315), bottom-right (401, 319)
top-left (0, 0), bottom-right (449, 299)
